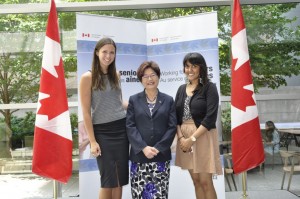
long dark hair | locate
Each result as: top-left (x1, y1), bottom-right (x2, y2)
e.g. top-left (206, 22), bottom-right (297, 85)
top-left (265, 121), bottom-right (276, 142)
top-left (183, 52), bottom-right (210, 93)
top-left (91, 37), bottom-right (120, 90)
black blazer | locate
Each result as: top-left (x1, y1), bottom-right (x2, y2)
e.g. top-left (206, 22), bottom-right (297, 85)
top-left (175, 82), bottom-right (219, 130)
top-left (126, 90), bottom-right (177, 163)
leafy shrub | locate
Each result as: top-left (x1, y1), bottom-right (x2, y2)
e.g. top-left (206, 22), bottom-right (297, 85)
top-left (10, 112), bottom-right (35, 149)
top-left (221, 108), bottom-right (231, 141)
top-left (10, 112), bottom-right (78, 149)
top-left (70, 113), bottom-right (78, 134)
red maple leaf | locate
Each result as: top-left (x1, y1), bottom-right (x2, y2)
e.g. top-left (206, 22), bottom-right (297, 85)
top-left (37, 58), bottom-right (68, 120)
top-left (231, 59), bottom-right (256, 111)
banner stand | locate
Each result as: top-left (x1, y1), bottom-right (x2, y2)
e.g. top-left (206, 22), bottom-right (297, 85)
top-left (76, 12), bottom-right (224, 199)
top-left (53, 180), bottom-right (62, 199)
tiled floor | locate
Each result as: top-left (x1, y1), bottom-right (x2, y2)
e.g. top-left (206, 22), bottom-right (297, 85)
top-left (227, 164), bottom-right (300, 198)
top-left (1, 148), bottom-right (299, 199)
top-left (1, 164), bottom-right (299, 199)
top-left (225, 145), bottom-right (300, 198)
top-left (0, 172), bottom-right (79, 199)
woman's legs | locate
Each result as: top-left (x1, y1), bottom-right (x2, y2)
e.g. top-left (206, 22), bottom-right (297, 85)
top-left (188, 170), bottom-right (217, 199)
top-left (99, 187), bottom-right (122, 199)
top-left (189, 170), bottom-right (204, 199)
top-left (99, 188), bottom-right (111, 199)
top-left (112, 187), bottom-right (122, 199)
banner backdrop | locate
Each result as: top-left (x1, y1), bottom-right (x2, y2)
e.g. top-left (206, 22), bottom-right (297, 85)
top-left (77, 13), bottom-right (225, 199)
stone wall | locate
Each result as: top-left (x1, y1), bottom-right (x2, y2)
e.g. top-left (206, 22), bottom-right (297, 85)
top-left (221, 86), bottom-right (300, 128)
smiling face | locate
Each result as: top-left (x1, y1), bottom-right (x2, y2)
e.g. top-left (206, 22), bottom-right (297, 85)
top-left (184, 61), bottom-right (200, 84)
top-left (141, 68), bottom-right (159, 90)
top-left (96, 44), bottom-right (116, 73)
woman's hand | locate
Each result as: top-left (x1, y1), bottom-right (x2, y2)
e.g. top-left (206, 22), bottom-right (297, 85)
top-left (143, 146), bottom-right (159, 159)
top-left (90, 141), bottom-right (101, 157)
top-left (179, 138), bottom-right (193, 153)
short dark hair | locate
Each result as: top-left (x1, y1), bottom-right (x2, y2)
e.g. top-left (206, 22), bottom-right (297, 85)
top-left (136, 61), bottom-right (161, 82)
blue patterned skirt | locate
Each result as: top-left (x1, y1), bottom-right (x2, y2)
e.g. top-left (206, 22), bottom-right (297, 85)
top-left (130, 161), bottom-right (170, 199)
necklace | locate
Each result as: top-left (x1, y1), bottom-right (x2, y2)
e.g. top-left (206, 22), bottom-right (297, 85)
top-left (145, 90), bottom-right (158, 103)
top-left (146, 95), bottom-right (157, 103)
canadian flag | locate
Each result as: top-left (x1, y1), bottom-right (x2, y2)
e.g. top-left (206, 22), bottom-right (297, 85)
top-left (231, 0), bottom-right (264, 174)
top-left (32, 0), bottom-right (73, 183)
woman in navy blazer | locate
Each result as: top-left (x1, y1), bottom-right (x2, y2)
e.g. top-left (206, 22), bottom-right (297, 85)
top-left (126, 61), bottom-right (177, 199)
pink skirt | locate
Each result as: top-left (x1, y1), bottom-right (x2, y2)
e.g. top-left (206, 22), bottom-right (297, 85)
top-left (175, 120), bottom-right (223, 175)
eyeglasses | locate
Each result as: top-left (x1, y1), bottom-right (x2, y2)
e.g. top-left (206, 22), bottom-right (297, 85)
top-left (142, 73), bottom-right (157, 79)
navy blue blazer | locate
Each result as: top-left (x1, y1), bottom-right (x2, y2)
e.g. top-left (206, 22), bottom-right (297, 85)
top-left (126, 90), bottom-right (177, 163)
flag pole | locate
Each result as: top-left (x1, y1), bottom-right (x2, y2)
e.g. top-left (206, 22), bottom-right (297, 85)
top-left (240, 172), bottom-right (249, 199)
top-left (53, 180), bottom-right (62, 199)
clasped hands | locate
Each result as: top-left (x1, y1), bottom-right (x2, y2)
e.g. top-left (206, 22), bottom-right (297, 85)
top-left (143, 146), bottom-right (159, 159)
top-left (179, 137), bottom-right (193, 153)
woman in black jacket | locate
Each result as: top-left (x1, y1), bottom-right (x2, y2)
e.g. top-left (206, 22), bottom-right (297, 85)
top-left (175, 52), bottom-right (222, 199)
top-left (126, 61), bottom-right (177, 199)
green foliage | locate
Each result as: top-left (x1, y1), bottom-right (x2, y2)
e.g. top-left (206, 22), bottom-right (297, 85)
top-left (70, 113), bottom-right (78, 133)
top-left (0, 4), bottom-right (77, 129)
top-left (221, 105), bottom-right (231, 141)
top-left (8, 112), bottom-right (78, 149)
top-left (10, 112), bottom-right (35, 149)
top-left (106, 7), bottom-right (212, 21)
top-left (0, 0), bottom-right (48, 4)
top-left (217, 3), bottom-right (300, 95)
top-left (11, 111), bottom-right (35, 135)
top-left (0, 52), bottom-right (42, 104)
